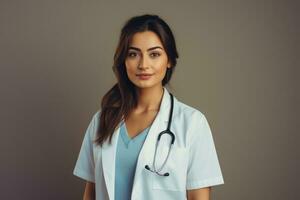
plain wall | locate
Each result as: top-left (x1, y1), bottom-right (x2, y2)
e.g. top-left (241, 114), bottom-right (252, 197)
top-left (0, 0), bottom-right (299, 199)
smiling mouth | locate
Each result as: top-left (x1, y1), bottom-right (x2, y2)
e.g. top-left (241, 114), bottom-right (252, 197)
top-left (136, 74), bottom-right (153, 80)
top-left (136, 73), bottom-right (153, 76)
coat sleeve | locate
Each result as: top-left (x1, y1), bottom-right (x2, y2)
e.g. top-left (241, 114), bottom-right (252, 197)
top-left (73, 111), bottom-right (99, 183)
top-left (186, 112), bottom-right (224, 190)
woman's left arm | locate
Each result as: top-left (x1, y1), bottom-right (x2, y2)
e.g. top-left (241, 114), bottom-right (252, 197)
top-left (187, 187), bottom-right (211, 200)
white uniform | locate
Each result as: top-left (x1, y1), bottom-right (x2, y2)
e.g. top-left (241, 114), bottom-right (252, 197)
top-left (73, 87), bottom-right (224, 200)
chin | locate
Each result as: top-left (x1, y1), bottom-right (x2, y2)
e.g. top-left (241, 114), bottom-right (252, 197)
top-left (134, 84), bottom-right (153, 89)
top-left (133, 81), bottom-right (161, 90)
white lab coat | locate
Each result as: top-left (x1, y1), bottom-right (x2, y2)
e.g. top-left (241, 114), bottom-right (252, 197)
top-left (73, 87), bottom-right (224, 200)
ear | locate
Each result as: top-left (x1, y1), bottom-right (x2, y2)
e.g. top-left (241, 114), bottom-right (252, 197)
top-left (167, 62), bottom-right (171, 68)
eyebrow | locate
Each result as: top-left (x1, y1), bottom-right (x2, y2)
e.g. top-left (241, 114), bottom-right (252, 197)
top-left (128, 46), bottom-right (164, 52)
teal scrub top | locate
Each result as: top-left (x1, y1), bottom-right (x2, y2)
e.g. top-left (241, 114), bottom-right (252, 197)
top-left (114, 121), bottom-right (151, 200)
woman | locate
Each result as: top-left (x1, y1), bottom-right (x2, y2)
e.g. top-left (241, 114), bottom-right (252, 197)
top-left (73, 14), bottom-right (224, 200)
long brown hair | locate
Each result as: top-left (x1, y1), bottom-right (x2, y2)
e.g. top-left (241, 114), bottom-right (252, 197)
top-left (94, 14), bottom-right (179, 146)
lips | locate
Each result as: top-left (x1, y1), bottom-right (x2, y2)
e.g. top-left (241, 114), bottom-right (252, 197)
top-left (136, 73), bottom-right (153, 80)
top-left (136, 73), bottom-right (153, 76)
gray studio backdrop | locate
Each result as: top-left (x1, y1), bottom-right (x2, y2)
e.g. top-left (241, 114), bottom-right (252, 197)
top-left (0, 0), bottom-right (298, 199)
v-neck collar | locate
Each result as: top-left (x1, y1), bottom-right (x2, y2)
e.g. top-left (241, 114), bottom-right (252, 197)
top-left (120, 122), bottom-right (150, 147)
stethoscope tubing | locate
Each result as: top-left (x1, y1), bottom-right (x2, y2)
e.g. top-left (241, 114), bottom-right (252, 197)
top-left (145, 92), bottom-right (175, 177)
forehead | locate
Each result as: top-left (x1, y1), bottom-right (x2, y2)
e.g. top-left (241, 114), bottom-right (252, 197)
top-left (129, 31), bottom-right (164, 49)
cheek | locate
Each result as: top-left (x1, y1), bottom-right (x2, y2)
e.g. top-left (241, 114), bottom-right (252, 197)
top-left (155, 60), bottom-right (169, 73)
top-left (125, 61), bottom-right (134, 74)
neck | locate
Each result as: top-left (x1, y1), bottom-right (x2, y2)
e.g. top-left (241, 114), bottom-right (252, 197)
top-left (134, 85), bottom-right (164, 113)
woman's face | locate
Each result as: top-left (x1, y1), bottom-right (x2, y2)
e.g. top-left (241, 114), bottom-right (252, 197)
top-left (125, 31), bottom-right (170, 89)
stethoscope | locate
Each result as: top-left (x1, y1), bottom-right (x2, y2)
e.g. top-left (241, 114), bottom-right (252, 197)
top-left (144, 92), bottom-right (175, 177)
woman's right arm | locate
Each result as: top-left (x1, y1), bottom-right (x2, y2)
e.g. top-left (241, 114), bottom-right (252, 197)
top-left (83, 181), bottom-right (95, 200)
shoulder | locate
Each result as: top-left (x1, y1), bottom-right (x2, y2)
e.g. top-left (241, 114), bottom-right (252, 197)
top-left (92, 109), bottom-right (101, 123)
top-left (93, 110), bottom-right (101, 120)
top-left (85, 110), bottom-right (101, 140)
top-left (173, 96), bottom-right (206, 122)
top-left (173, 96), bottom-right (212, 141)
top-left (173, 97), bottom-right (214, 147)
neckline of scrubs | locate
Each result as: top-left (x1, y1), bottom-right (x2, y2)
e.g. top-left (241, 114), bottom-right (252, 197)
top-left (121, 121), bottom-right (150, 148)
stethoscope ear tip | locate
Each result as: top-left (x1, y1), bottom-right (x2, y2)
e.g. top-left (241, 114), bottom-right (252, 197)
top-left (164, 173), bottom-right (169, 176)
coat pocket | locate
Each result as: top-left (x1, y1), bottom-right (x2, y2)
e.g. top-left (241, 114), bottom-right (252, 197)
top-left (152, 146), bottom-right (188, 191)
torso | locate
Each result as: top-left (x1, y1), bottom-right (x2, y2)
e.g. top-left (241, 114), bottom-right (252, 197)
top-left (124, 109), bottom-right (159, 139)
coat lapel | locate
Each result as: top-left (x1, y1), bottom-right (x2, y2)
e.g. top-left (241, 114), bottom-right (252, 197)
top-left (131, 87), bottom-right (172, 193)
top-left (101, 123), bottom-right (120, 200)
top-left (101, 86), bottom-right (173, 199)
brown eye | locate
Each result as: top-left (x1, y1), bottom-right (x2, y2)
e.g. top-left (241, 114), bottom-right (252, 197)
top-left (150, 52), bottom-right (161, 58)
top-left (127, 52), bottom-right (137, 57)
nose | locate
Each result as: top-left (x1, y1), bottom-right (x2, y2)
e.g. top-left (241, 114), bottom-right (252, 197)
top-left (137, 55), bottom-right (150, 69)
